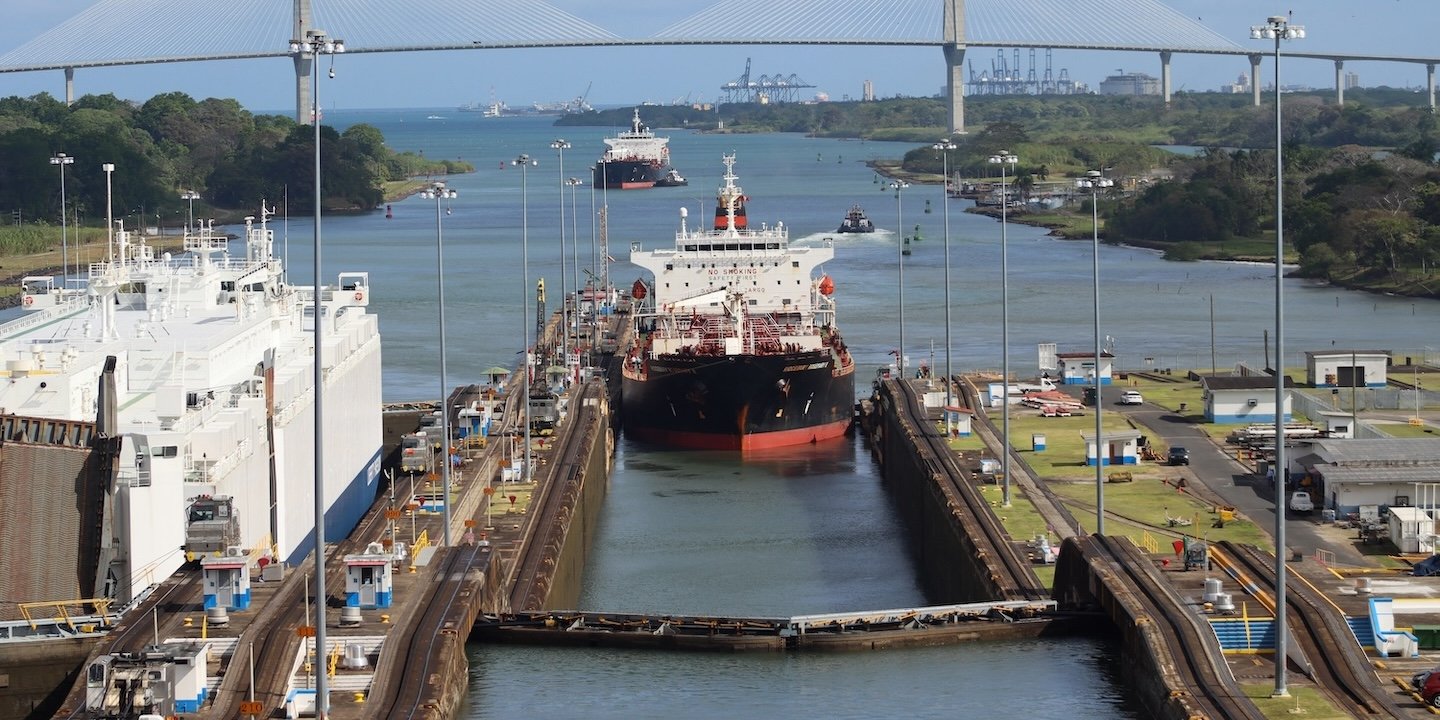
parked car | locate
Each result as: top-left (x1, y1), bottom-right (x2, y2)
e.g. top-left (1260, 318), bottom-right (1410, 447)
top-left (1288, 491), bottom-right (1314, 514)
top-left (1119, 390), bottom-right (1144, 405)
top-left (1422, 669), bottom-right (1440, 708)
top-left (1167, 447), bottom-right (1190, 466)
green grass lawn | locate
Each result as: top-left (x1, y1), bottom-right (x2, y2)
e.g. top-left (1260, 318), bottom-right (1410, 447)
top-left (1048, 480), bottom-right (1271, 550)
top-left (1242, 684), bottom-right (1350, 719)
top-left (1374, 421), bottom-right (1438, 438)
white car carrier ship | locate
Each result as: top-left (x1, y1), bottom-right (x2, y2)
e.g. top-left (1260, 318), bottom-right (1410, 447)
top-left (0, 206), bottom-right (383, 608)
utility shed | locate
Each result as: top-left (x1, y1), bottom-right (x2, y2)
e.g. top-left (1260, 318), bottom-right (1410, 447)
top-left (1305, 350), bottom-right (1389, 388)
top-left (1388, 506), bottom-right (1436, 554)
top-left (1199, 375), bottom-right (1294, 423)
top-left (1056, 351), bottom-right (1114, 386)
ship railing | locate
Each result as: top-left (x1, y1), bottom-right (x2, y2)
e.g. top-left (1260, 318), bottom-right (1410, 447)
top-left (0, 295), bottom-right (89, 339)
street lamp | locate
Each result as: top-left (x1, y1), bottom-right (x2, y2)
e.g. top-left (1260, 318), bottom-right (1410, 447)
top-left (551, 140), bottom-right (571, 374)
top-left (932, 140), bottom-right (957, 436)
top-left (514, 154), bottom-right (538, 482)
top-left (49, 153), bottom-right (75, 284)
top-left (288, 26), bottom-right (343, 718)
top-left (988, 150), bottom-right (1018, 507)
top-left (1251, 12), bottom-right (1303, 700)
top-left (180, 190), bottom-right (200, 235)
top-left (421, 181), bottom-right (457, 547)
top-left (1077, 169), bottom-right (1114, 533)
top-left (890, 180), bottom-right (909, 376)
top-left (102, 163), bottom-right (115, 262)
top-left (566, 177), bottom-right (583, 370)
top-left (588, 167), bottom-right (599, 358)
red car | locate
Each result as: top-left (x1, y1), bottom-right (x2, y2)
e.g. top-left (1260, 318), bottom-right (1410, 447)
top-left (1421, 669), bottom-right (1440, 707)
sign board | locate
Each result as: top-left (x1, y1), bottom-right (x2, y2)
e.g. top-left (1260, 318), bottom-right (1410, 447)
top-left (1038, 343), bottom-right (1057, 371)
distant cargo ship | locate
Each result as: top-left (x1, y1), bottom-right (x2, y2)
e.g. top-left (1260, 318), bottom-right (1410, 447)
top-left (621, 154), bottom-right (855, 450)
top-left (593, 108), bottom-right (672, 189)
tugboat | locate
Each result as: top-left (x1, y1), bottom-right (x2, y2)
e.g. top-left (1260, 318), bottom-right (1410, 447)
top-left (622, 154), bottom-right (856, 451)
top-left (593, 108), bottom-right (671, 189)
top-left (837, 204), bottom-right (875, 233)
top-left (655, 168), bottom-right (689, 187)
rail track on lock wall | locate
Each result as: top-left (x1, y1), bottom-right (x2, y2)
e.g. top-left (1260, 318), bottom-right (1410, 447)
top-left (507, 381), bottom-right (599, 612)
top-left (1216, 541), bottom-right (1407, 718)
top-left (891, 378), bottom-right (1047, 602)
top-left (368, 539), bottom-right (491, 718)
top-left (1086, 534), bottom-right (1262, 720)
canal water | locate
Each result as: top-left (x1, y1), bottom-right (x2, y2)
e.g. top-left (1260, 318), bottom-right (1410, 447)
top-left (233, 109), bottom-right (1440, 716)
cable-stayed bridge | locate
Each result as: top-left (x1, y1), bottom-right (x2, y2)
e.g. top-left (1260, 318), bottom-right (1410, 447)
top-left (3, 0), bottom-right (1440, 133)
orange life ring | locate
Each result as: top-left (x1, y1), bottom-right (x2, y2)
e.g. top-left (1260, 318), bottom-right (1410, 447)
top-left (22, 296), bottom-right (33, 306)
top-left (354, 292), bottom-right (364, 301)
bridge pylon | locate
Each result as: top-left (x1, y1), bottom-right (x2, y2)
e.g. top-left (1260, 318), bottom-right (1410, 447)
top-left (943, 0), bottom-right (966, 134)
top-left (293, 0), bottom-right (312, 123)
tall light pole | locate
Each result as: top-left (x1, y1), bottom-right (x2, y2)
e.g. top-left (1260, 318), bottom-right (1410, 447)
top-left (932, 140), bottom-right (957, 436)
top-left (514, 154), bottom-right (538, 482)
top-left (989, 151), bottom-right (1018, 507)
top-left (589, 167), bottom-right (599, 357)
top-left (180, 190), bottom-right (200, 235)
top-left (288, 26), bottom-right (343, 719)
top-left (1252, 13), bottom-right (1303, 700)
top-left (551, 140), bottom-right (570, 370)
top-left (1078, 169), bottom-right (1114, 533)
top-left (49, 153), bottom-right (74, 283)
top-left (566, 177), bottom-right (583, 370)
top-left (102, 163), bottom-right (115, 262)
top-left (890, 180), bottom-right (910, 376)
top-left (421, 181), bottom-right (456, 547)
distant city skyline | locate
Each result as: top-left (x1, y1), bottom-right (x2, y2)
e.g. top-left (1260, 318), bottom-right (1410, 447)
top-left (2, 1), bottom-right (1439, 113)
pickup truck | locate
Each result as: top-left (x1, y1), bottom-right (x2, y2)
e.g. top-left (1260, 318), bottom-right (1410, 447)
top-left (1288, 491), bottom-right (1314, 514)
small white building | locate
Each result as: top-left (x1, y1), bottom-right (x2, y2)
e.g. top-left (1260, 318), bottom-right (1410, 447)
top-left (1305, 350), bottom-right (1389, 388)
top-left (1056, 351), bottom-right (1115, 386)
top-left (943, 406), bottom-right (974, 437)
top-left (1293, 438), bottom-right (1440, 515)
top-left (1081, 429), bottom-right (1142, 466)
top-left (1200, 375), bottom-right (1294, 424)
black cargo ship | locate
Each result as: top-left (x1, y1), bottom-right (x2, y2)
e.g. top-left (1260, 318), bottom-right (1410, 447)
top-left (621, 154), bottom-right (855, 451)
top-left (593, 108), bottom-right (672, 190)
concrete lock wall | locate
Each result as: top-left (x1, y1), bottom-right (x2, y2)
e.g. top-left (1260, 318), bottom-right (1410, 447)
top-left (541, 394), bottom-right (612, 611)
top-left (867, 382), bottom-right (1005, 603)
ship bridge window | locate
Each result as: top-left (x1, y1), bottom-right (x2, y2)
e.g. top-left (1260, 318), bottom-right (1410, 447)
top-left (792, 261), bottom-right (800, 268)
top-left (665, 264), bottom-right (673, 271)
top-left (684, 245), bottom-right (697, 251)
top-left (220, 281), bottom-right (236, 291)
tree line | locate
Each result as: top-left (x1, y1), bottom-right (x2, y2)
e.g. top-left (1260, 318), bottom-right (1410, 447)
top-left (0, 91), bottom-right (468, 232)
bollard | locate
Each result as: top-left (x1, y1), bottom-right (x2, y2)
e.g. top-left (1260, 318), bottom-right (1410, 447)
top-left (380, 614), bottom-right (391, 623)
top-left (354, 692), bottom-right (366, 703)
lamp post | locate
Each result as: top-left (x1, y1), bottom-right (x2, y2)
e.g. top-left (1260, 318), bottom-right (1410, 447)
top-left (589, 167), bottom-right (599, 357)
top-left (514, 154), bottom-right (538, 482)
top-left (988, 151), bottom-right (1018, 507)
top-left (180, 190), bottom-right (200, 235)
top-left (1251, 13), bottom-right (1303, 700)
top-left (288, 27), bottom-right (343, 718)
top-left (421, 181), bottom-right (456, 547)
top-left (889, 180), bottom-right (909, 376)
top-left (551, 140), bottom-right (571, 372)
top-left (932, 140), bottom-right (957, 437)
top-left (102, 163), bottom-right (115, 262)
top-left (49, 153), bottom-right (75, 283)
top-left (566, 177), bottom-right (583, 370)
top-left (1077, 169), bottom-right (1114, 533)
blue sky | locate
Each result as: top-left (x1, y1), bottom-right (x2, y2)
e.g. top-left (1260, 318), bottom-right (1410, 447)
top-left (2, 1), bottom-right (1438, 113)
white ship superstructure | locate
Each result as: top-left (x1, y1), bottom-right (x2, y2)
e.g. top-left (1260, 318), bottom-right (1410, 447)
top-left (5, 208), bottom-right (382, 603)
